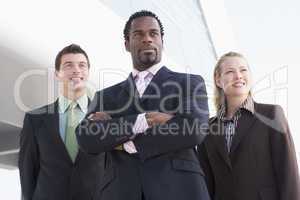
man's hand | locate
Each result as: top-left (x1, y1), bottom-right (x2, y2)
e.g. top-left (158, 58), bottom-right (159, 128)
top-left (146, 112), bottom-right (174, 127)
top-left (88, 112), bottom-right (112, 121)
top-left (87, 112), bottom-right (124, 151)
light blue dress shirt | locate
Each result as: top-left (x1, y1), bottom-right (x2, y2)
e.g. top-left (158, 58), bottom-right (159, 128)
top-left (58, 95), bottom-right (88, 142)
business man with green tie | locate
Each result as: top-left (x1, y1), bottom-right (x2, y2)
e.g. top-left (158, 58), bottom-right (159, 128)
top-left (19, 44), bottom-right (103, 200)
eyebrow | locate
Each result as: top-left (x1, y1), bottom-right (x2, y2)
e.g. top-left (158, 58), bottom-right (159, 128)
top-left (224, 67), bottom-right (235, 71)
top-left (62, 61), bottom-right (73, 66)
top-left (79, 61), bottom-right (88, 65)
top-left (225, 66), bottom-right (247, 70)
top-left (132, 29), bottom-right (160, 33)
top-left (62, 61), bottom-right (87, 65)
top-left (149, 29), bottom-right (159, 32)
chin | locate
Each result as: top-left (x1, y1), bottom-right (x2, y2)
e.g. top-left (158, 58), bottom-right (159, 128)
top-left (72, 83), bottom-right (86, 92)
top-left (232, 92), bottom-right (249, 98)
top-left (140, 57), bottom-right (157, 65)
top-left (226, 89), bottom-right (249, 97)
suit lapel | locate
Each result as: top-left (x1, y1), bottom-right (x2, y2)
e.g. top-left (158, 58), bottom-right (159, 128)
top-left (120, 66), bottom-right (173, 112)
top-left (140, 66), bottom-right (173, 103)
top-left (120, 73), bottom-right (139, 98)
top-left (118, 74), bottom-right (141, 115)
top-left (230, 111), bottom-right (257, 154)
top-left (210, 119), bottom-right (232, 169)
top-left (42, 101), bottom-right (73, 164)
top-left (74, 98), bottom-right (92, 163)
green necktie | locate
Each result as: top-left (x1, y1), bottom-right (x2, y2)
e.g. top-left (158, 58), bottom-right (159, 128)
top-left (65, 101), bottom-right (79, 162)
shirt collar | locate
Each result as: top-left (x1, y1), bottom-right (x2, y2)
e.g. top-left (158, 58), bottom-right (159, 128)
top-left (58, 94), bottom-right (88, 113)
top-left (132, 62), bottom-right (163, 79)
top-left (217, 95), bottom-right (255, 121)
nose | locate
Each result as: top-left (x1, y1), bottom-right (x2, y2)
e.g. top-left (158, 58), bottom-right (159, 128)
top-left (235, 71), bottom-right (243, 79)
top-left (72, 65), bottom-right (81, 73)
top-left (142, 33), bottom-right (153, 44)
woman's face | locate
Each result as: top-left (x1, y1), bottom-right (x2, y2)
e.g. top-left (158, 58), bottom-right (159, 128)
top-left (216, 56), bottom-right (252, 98)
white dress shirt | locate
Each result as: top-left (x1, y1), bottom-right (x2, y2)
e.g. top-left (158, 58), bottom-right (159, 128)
top-left (123, 63), bottom-right (163, 153)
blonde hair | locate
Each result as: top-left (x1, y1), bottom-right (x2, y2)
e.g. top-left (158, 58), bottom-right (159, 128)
top-left (213, 51), bottom-right (250, 111)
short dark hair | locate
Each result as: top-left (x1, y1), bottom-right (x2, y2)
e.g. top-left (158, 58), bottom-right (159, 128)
top-left (55, 44), bottom-right (90, 71)
top-left (123, 10), bottom-right (164, 41)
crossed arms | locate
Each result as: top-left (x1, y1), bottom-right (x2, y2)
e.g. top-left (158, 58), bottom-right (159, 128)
top-left (76, 75), bottom-right (209, 160)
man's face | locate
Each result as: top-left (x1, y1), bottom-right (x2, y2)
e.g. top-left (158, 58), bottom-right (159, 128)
top-left (55, 53), bottom-right (89, 93)
top-left (125, 16), bottom-right (163, 71)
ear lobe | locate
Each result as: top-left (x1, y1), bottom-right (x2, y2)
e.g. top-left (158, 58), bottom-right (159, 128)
top-left (54, 71), bottom-right (60, 80)
top-left (215, 76), bottom-right (222, 88)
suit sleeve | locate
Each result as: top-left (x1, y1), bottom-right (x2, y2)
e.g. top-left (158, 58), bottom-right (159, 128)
top-left (270, 105), bottom-right (300, 200)
top-left (133, 75), bottom-right (209, 160)
top-left (76, 91), bottom-right (138, 154)
top-left (18, 113), bottom-right (40, 200)
top-left (198, 142), bottom-right (215, 199)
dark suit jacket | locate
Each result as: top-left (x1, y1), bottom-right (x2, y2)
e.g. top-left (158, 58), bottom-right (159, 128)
top-left (76, 66), bottom-right (210, 200)
top-left (198, 103), bottom-right (300, 200)
top-left (19, 100), bottom-right (104, 200)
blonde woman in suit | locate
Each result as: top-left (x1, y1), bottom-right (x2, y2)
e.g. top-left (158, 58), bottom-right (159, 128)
top-left (198, 52), bottom-right (300, 200)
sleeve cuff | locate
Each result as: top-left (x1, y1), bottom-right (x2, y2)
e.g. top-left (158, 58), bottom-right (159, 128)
top-left (132, 113), bottom-right (149, 134)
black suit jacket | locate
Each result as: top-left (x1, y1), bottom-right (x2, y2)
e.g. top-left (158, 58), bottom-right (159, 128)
top-left (76, 67), bottom-right (210, 200)
top-left (19, 100), bottom-right (104, 200)
top-left (198, 103), bottom-right (300, 200)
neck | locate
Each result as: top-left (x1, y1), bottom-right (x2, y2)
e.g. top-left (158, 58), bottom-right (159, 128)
top-left (226, 95), bottom-right (248, 119)
top-left (133, 60), bottom-right (160, 71)
top-left (61, 88), bottom-right (86, 101)
top-left (134, 65), bottom-right (152, 72)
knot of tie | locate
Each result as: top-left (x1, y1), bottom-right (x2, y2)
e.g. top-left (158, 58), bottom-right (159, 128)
top-left (135, 71), bottom-right (152, 97)
top-left (136, 71), bottom-right (150, 81)
top-left (68, 101), bottom-right (77, 110)
top-left (67, 101), bottom-right (78, 127)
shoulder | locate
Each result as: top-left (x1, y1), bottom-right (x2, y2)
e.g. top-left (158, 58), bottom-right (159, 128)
top-left (167, 71), bottom-right (206, 91)
top-left (254, 102), bottom-right (284, 119)
top-left (23, 103), bottom-right (55, 126)
top-left (162, 66), bottom-right (203, 81)
top-left (208, 116), bottom-right (219, 129)
top-left (94, 80), bottom-right (127, 97)
top-left (27, 103), bottom-right (55, 116)
top-left (202, 116), bottom-right (220, 140)
top-left (170, 71), bottom-right (205, 83)
top-left (209, 116), bottom-right (218, 123)
top-left (254, 102), bottom-right (288, 133)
